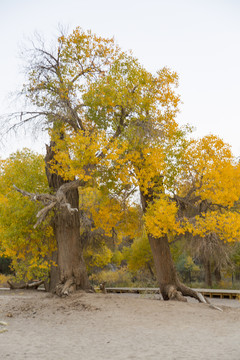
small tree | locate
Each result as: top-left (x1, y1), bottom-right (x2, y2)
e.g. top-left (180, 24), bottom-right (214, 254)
top-left (0, 149), bottom-right (55, 281)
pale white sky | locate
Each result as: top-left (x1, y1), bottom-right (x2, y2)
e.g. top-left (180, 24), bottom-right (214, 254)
top-left (0, 0), bottom-right (240, 158)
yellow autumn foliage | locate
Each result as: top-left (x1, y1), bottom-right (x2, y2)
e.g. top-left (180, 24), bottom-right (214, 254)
top-left (79, 186), bottom-right (142, 240)
top-left (84, 245), bottom-right (113, 269)
top-left (0, 150), bottom-right (56, 281)
top-left (18, 25), bottom-right (240, 282)
top-left (179, 135), bottom-right (240, 207)
top-left (193, 211), bottom-right (240, 242)
top-left (144, 195), bottom-right (181, 238)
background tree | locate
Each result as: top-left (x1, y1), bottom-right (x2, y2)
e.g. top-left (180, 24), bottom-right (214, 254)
top-left (78, 185), bottom-right (142, 275)
top-left (172, 135), bottom-right (240, 287)
top-left (0, 149), bottom-right (55, 281)
top-left (123, 233), bottom-right (155, 283)
top-left (231, 242), bottom-right (240, 284)
top-left (189, 233), bottom-right (232, 287)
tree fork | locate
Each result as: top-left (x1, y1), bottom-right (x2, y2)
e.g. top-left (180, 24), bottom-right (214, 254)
top-left (13, 142), bottom-right (92, 296)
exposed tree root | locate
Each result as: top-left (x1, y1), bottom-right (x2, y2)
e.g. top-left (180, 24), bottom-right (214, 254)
top-left (162, 283), bottom-right (223, 311)
top-left (54, 277), bottom-right (95, 297)
top-left (55, 278), bottom-right (76, 297)
top-left (7, 280), bottom-right (44, 290)
top-left (165, 285), bottom-right (187, 302)
top-left (177, 283), bottom-right (207, 303)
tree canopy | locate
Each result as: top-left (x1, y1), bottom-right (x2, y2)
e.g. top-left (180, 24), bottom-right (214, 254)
top-left (1, 27), bottom-right (240, 299)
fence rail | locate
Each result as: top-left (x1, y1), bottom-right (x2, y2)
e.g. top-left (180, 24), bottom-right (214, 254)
top-left (105, 287), bottom-right (240, 299)
top-left (0, 286), bottom-right (239, 299)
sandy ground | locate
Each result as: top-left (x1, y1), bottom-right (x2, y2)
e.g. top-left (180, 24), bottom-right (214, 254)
top-left (0, 289), bottom-right (240, 360)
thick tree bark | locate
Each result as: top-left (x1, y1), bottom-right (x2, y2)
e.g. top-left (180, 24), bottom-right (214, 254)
top-left (147, 233), bottom-right (180, 300)
top-left (44, 142), bottom-right (91, 295)
top-left (147, 232), bottom-right (198, 301)
top-left (140, 185), bottom-right (207, 303)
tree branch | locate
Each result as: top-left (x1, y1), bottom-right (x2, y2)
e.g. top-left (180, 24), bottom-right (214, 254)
top-left (34, 202), bottom-right (57, 228)
top-left (13, 180), bottom-right (84, 228)
top-left (13, 185), bottom-right (55, 204)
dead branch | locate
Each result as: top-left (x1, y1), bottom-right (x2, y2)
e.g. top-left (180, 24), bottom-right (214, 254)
top-left (13, 185), bottom-right (55, 204)
top-left (34, 202), bottom-right (57, 228)
top-left (7, 280), bottom-right (44, 290)
top-left (13, 180), bottom-right (82, 228)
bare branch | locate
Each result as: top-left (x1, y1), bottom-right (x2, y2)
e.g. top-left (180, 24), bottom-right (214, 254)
top-left (13, 185), bottom-right (55, 204)
top-left (8, 280), bottom-right (44, 290)
top-left (13, 179), bottom-right (83, 228)
top-left (34, 202), bottom-right (57, 228)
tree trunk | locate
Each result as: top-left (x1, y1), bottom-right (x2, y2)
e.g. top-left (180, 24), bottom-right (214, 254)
top-left (140, 186), bottom-right (206, 303)
top-left (204, 260), bottom-right (212, 287)
top-left (214, 266), bottom-right (221, 284)
top-left (147, 233), bottom-right (179, 299)
top-left (45, 142), bottom-right (91, 295)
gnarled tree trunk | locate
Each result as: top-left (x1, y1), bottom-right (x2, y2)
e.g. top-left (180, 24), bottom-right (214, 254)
top-left (140, 184), bottom-right (206, 303)
top-left (147, 233), bottom-right (183, 300)
top-left (45, 142), bottom-right (91, 295)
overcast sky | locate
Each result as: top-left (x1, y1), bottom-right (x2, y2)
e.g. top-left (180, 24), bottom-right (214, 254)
top-left (0, 0), bottom-right (240, 158)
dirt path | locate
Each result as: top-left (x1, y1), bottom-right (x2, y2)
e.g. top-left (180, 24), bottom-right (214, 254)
top-left (0, 290), bottom-right (240, 360)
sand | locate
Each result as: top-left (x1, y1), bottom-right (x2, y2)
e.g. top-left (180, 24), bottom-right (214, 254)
top-left (0, 289), bottom-right (240, 360)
